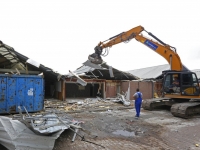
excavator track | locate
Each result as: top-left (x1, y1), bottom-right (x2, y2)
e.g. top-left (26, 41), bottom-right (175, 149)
top-left (142, 98), bottom-right (176, 110)
top-left (171, 102), bottom-right (200, 118)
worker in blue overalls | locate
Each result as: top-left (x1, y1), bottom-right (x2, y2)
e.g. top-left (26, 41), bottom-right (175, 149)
top-left (133, 88), bottom-right (143, 119)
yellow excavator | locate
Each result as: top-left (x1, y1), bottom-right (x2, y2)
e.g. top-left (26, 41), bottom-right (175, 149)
top-left (88, 25), bottom-right (200, 118)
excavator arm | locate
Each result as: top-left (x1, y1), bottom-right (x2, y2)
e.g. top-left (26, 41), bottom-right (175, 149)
top-left (88, 25), bottom-right (183, 71)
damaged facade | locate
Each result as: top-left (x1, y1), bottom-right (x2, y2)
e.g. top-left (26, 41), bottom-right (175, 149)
top-left (0, 41), bottom-right (65, 103)
top-left (0, 40), bottom-right (167, 113)
top-left (64, 60), bottom-right (159, 100)
top-left (0, 40), bottom-right (162, 105)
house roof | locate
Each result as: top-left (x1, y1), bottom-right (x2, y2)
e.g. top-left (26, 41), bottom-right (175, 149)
top-left (0, 41), bottom-right (138, 81)
top-left (0, 41), bottom-right (62, 81)
top-left (65, 60), bottom-right (139, 80)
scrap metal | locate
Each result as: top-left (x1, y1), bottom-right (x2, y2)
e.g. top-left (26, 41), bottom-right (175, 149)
top-left (0, 105), bottom-right (88, 150)
top-left (112, 93), bottom-right (131, 106)
top-left (17, 106), bottom-right (80, 135)
top-left (0, 116), bottom-right (63, 150)
top-left (69, 70), bottom-right (87, 86)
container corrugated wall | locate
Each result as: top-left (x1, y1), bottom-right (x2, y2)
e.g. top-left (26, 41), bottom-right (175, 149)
top-left (0, 74), bottom-right (44, 114)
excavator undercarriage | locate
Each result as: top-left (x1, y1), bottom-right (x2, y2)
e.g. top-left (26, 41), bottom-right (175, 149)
top-left (142, 99), bottom-right (200, 118)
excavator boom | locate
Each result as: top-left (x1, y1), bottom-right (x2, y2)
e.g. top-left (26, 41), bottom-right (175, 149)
top-left (88, 25), bottom-right (183, 71)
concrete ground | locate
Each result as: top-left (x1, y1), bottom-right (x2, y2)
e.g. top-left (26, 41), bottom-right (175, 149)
top-left (52, 100), bottom-right (200, 150)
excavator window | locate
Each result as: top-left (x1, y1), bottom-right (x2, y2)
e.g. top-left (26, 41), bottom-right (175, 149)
top-left (163, 74), bottom-right (180, 93)
top-left (182, 74), bottom-right (192, 86)
top-left (181, 73), bottom-right (199, 95)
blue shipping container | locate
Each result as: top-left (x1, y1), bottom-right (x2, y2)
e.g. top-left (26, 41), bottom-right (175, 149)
top-left (0, 74), bottom-right (44, 114)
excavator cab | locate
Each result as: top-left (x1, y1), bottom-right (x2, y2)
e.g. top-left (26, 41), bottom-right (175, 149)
top-left (163, 71), bottom-right (200, 97)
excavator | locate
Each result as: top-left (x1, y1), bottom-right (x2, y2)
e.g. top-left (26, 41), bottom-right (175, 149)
top-left (88, 25), bottom-right (200, 118)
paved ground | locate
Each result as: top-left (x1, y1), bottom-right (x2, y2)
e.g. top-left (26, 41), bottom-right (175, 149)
top-left (52, 100), bottom-right (200, 150)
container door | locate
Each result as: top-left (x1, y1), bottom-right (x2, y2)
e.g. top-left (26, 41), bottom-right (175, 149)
top-left (16, 77), bottom-right (26, 112)
top-left (33, 78), bottom-right (44, 111)
top-left (0, 77), bottom-right (7, 113)
top-left (7, 77), bottom-right (17, 113)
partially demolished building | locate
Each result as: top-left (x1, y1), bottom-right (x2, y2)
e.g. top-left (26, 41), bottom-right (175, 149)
top-left (0, 40), bottom-right (161, 110)
top-left (0, 41), bottom-right (65, 102)
top-left (0, 40), bottom-right (163, 150)
top-left (65, 61), bottom-right (139, 99)
top-left (64, 61), bottom-right (156, 100)
top-left (0, 40), bottom-right (167, 112)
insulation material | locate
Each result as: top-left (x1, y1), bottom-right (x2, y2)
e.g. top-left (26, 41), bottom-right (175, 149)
top-left (0, 116), bottom-right (63, 150)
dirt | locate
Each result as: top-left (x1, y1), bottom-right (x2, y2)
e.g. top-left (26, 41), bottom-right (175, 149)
top-left (1, 99), bottom-right (200, 150)
top-left (53, 103), bottom-right (200, 150)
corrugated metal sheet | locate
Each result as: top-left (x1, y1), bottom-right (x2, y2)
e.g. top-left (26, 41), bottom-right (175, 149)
top-left (0, 116), bottom-right (62, 150)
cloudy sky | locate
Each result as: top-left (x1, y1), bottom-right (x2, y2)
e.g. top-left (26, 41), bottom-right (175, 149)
top-left (1, 0), bottom-right (200, 74)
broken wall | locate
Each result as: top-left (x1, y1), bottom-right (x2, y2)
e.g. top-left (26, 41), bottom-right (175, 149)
top-left (65, 83), bottom-right (99, 98)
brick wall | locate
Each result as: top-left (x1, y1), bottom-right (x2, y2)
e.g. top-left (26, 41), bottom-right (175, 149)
top-left (121, 81), bottom-right (153, 100)
top-left (106, 82), bottom-right (117, 98)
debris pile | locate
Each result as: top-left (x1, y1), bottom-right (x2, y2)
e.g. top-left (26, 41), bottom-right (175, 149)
top-left (110, 93), bottom-right (131, 106)
top-left (44, 95), bottom-right (132, 114)
top-left (0, 116), bottom-right (64, 150)
top-left (0, 106), bottom-right (82, 150)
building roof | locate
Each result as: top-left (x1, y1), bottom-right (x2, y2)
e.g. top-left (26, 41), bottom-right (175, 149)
top-left (0, 41), bottom-right (62, 81)
top-left (128, 64), bottom-right (191, 79)
top-left (128, 64), bottom-right (170, 79)
top-left (65, 60), bottom-right (139, 80)
top-left (0, 41), bottom-right (138, 81)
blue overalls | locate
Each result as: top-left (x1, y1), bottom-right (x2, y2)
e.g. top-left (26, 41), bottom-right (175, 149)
top-left (135, 92), bottom-right (142, 117)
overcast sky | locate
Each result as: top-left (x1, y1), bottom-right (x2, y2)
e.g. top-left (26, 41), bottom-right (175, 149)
top-left (1, 0), bottom-right (200, 74)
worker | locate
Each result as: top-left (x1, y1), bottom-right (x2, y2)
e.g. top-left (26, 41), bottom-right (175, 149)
top-left (172, 76), bottom-right (179, 87)
top-left (133, 88), bottom-right (143, 119)
top-left (169, 76), bottom-right (180, 92)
